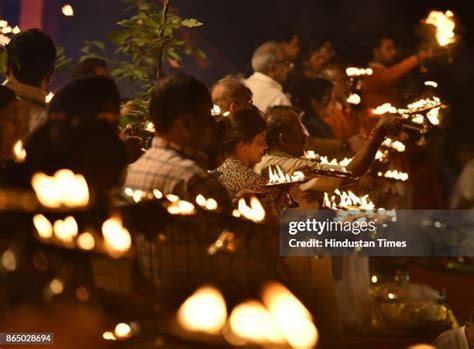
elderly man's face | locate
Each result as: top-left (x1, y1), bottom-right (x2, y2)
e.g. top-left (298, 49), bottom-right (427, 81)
top-left (273, 49), bottom-right (293, 85)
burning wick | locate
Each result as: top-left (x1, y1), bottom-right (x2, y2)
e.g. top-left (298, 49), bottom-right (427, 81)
top-left (346, 67), bottom-right (373, 77)
top-left (382, 138), bottom-right (406, 152)
top-left (102, 217), bottom-right (132, 256)
top-left (378, 170), bottom-right (409, 182)
top-left (267, 165), bottom-right (305, 185)
top-left (62, 4), bottom-right (74, 16)
top-left (13, 140), bottom-right (26, 162)
top-left (237, 196), bottom-right (266, 223)
top-left (346, 93), bottom-right (361, 105)
top-left (177, 286), bottom-right (227, 335)
top-left (424, 81), bottom-right (438, 88)
top-left (323, 189), bottom-right (375, 210)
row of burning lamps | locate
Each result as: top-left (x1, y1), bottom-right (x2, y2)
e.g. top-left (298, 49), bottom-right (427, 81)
top-left (302, 150), bottom-right (409, 181)
top-left (27, 166), bottom-right (395, 255)
top-left (102, 282), bottom-right (319, 349)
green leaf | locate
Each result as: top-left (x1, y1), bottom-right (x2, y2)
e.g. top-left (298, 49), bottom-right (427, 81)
top-left (180, 18), bottom-right (203, 28)
top-left (109, 30), bottom-right (130, 45)
top-left (90, 40), bottom-right (106, 50)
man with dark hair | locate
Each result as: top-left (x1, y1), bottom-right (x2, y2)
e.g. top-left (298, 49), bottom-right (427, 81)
top-left (211, 77), bottom-right (253, 115)
top-left (125, 74), bottom-right (230, 205)
top-left (4, 29), bottom-right (56, 139)
top-left (48, 76), bottom-right (120, 125)
top-left (124, 75), bottom-right (242, 304)
top-left (72, 58), bottom-right (111, 80)
top-left (361, 37), bottom-right (431, 109)
top-left (48, 76), bottom-right (142, 163)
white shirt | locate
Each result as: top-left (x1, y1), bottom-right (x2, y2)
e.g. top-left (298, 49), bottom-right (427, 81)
top-left (244, 72), bottom-right (291, 112)
top-left (433, 326), bottom-right (470, 349)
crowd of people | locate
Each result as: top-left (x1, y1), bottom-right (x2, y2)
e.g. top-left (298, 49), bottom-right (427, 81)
top-left (1, 27), bottom-right (474, 349)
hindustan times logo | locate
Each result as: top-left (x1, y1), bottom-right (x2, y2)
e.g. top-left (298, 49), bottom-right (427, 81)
top-left (288, 218), bottom-right (376, 236)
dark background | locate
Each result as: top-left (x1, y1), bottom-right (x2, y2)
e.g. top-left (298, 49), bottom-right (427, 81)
top-left (1, 0), bottom-right (473, 151)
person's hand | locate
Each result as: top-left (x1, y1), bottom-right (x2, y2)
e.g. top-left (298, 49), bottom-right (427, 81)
top-left (416, 49), bottom-right (434, 63)
top-left (289, 185), bottom-right (322, 208)
top-left (372, 113), bottom-right (403, 138)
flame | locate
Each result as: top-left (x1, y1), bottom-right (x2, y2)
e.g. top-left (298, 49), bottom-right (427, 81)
top-left (13, 140), bottom-right (26, 162)
top-left (412, 114), bottom-right (424, 124)
top-left (237, 196), bottom-right (266, 223)
top-left (1, 26), bottom-right (12, 34)
top-left (318, 155), bottom-right (351, 169)
top-left (372, 97), bottom-right (442, 125)
top-left (167, 199), bottom-right (196, 215)
top-left (323, 189), bottom-right (375, 210)
top-left (262, 282), bottom-right (319, 349)
top-left (0, 20), bottom-right (8, 28)
top-left (31, 170), bottom-right (89, 208)
top-left (195, 194), bottom-right (218, 211)
top-left (211, 104), bottom-right (221, 116)
top-left (62, 4), bottom-right (74, 16)
top-left (303, 151), bottom-right (351, 169)
top-left (407, 345), bottom-right (436, 349)
top-left (49, 278), bottom-right (64, 294)
top-left (268, 165), bottom-right (305, 184)
top-left (124, 188), bottom-right (158, 202)
top-left (114, 323), bottom-right (132, 339)
top-left (102, 217), bottom-right (132, 255)
top-left (145, 121), bottom-right (155, 133)
top-left (346, 93), bottom-right (361, 105)
top-left (33, 214), bottom-right (54, 239)
top-left (177, 286), bottom-right (227, 335)
top-left (426, 107), bottom-right (440, 125)
top-left (424, 81), bottom-right (438, 88)
top-left (12, 25), bottom-right (20, 34)
top-left (303, 150), bottom-right (318, 160)
top-left (102, 331), bottom-right (116, 341)
top-left (375, 149), bottom-right (389, 162)
top-left (77, 232), bottom-right (95, 250)
top-left (229, 300), bottom-right (286, 345)
top-left (371, 103), bottom-right (398, 115)
top-left (53, 216), bottom-right (79, 243)
top-left (211, 104), bottom-right (229, 117)
top-left (1, 250), bottom-right (16, 271)
top-left (423, 10), bottom-right (456, 46)
top-left (45, 92), bottom-right (54, 103)
top-left (401, 96), bottom-right (441, 114)
top-left (382, 138), bottom-right (406, 152)
top-left (346, 67), bottom-right (373, 77)
top-left (377, 170), bottom-right (409, 181)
